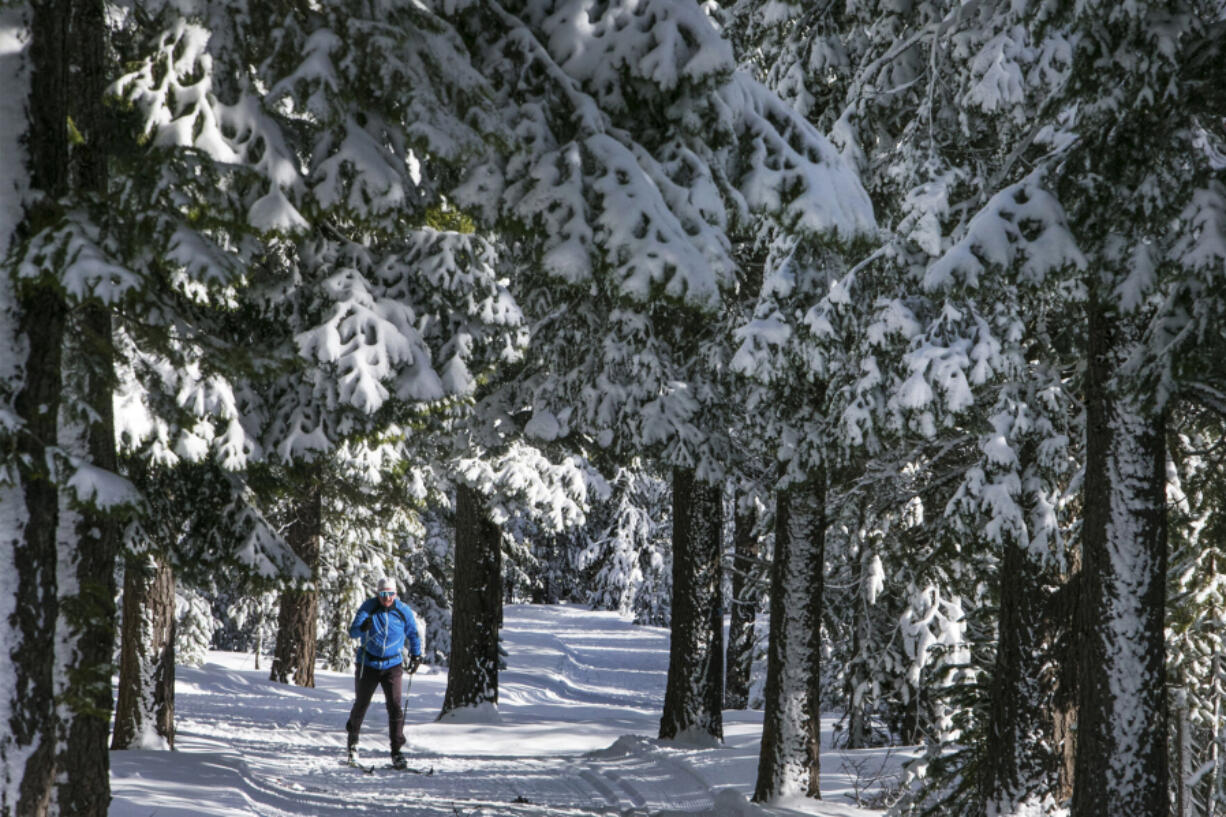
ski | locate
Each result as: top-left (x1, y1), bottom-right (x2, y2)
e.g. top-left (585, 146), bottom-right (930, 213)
top-left (393, 764), bottom-right (434, 775)
top-left (343, 758), bottom-right (433, 774)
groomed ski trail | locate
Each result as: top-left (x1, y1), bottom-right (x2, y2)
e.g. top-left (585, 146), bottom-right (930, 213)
top-left (110, 604), bottom-right (901, 817)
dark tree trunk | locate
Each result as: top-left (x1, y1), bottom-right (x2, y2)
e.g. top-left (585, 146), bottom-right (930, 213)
top-left (845, 555), bottom-right (874, 750)
top-left (8, 291), bottom-right (65, 817)
top-left (1049, 553), bottom-right (1081, 803)
top-left (1072, 295), bottom-right (1168, 817)
top-left (3, 2), bottom-right (70, 813)
top-left (55, 0), bottom-right (117, 811)
top-left (725, 498), bottom-right (759, 710)
top-left (978, 442), bottom-right (1054, 814)
top-left (56, 314), bottom-right (119, 815)
top-left (8, 292), bottom-right (65, 816)
top-left (269, 470), bottom-right (322, 687)
top-left (755, 475), bottom-right (826, 802)
top-left (442, 483), bottom-right (503, 714)
top-left (660, 467), bottom-right (724, 742)
top-left (112, 554), bottom-right (176, 749)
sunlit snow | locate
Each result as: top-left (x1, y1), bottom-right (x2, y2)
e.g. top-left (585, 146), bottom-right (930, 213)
top-left (110, 604), bottom-right (910, 817)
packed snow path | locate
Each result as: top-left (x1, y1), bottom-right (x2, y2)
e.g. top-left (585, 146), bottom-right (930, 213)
top-left (110, 604), bottom-right (902, 816)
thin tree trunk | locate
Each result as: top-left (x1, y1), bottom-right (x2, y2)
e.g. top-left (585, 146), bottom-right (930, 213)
top-left (1072, 294), bottom-right (1168, 817)
top-left (1050, 554), bottom-right (1080, 803)
top-left (2, 2), bottom-right (70, 813)
top-left (269, 469), bottom-right (322, 687)
top-left (979, 442), bottom-right (1054, 815)
top-left (754, 474), bottom-right (826, 802)
top-left (659, 467), bottom-right (724, 742)
top-left (442, 483), bottom-right (502, 714)
top-left (112, 554), bottom-right (176, 750)
top-left (55, 0), bottom-right (117, 809)
top-left (846, 562), bottom-right (873, 750)
top-left (725, 498), bottom-right (759, 710)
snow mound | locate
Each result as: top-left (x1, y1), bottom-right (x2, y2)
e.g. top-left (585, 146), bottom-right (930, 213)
top-left (657, 789), bottom-right (765, 817)
top-left (436, 701), bottom-right (503, 724)
top-left (584, 734), bottom-right (655, 759)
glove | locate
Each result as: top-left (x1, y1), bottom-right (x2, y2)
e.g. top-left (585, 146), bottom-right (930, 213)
top-left (408, 654), bottom-right (422, 674)
top-left (360, 619), bottom-right (372, 633)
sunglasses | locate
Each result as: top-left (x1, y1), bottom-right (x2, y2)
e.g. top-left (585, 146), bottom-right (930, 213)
top-left (378, 591), bottom-right (396, 599)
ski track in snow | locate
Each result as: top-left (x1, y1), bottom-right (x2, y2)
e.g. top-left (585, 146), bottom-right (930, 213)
top-left (110, 604), bottom-right (903, 816)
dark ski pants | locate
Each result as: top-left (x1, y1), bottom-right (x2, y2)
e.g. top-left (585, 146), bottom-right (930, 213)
top-left (345, 662), bottom-right (405, 752)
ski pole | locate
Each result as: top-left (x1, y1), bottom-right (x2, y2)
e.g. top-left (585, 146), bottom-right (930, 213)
top-left (400, 662), bottom-right (413, 738)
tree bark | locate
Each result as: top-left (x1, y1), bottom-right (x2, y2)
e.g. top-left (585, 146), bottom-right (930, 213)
top-left (754, 475), bottom-right (826, 802)
top-left (55, 0), bottom-right (118, 810)
top-left (1072, 294), bottom-right (1168, 817)
top-left (725, 498), bottom-right (759, 710)
top-left (269, 469), bottom-right (322, 687)
top-left (54, 308), bottom-right (119, 815)
top-left (978, 443), bottom-right (1054, 814)
top-left (442, 483), bottom-right (503, 714)
top-left (2, 2), bottom-right (70, 813)
top-left (845, 553), bottom-right (874, 750)
top-left (1049, 554), bottom-right (1081, 803)
top-left (112, 554), bottom-right (176, 750)
top-left (659, 467), bottom-right (724, 742)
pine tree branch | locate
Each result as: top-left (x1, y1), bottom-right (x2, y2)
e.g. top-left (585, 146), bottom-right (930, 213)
top-left (1178, 381), bottom-right (1226, 419)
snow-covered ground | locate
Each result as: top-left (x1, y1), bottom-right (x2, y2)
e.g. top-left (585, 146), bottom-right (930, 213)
top-left (110, 604), bottom-right (907, 816)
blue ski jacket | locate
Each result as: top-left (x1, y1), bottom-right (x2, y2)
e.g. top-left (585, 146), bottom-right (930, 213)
top-left (349, 597), bottom-right (421, 670)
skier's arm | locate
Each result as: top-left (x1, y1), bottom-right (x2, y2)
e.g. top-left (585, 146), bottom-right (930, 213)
top-left (349, 603), bottom-right (373, 639)
top-left (405, 606), bottom-right (422, 658)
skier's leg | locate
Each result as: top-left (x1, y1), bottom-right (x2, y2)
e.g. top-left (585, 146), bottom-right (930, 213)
top-left (381, 664), bottom-right (405, 753)
top-left (346, 662), bottom-right (380, 748)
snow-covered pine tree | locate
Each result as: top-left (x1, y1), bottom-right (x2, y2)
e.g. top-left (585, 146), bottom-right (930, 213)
top-left (0, 0), bottom-right (181, 810)
top-left (0, 3), bottom-right (72, 811)
top-left (578, 463), bottom-right (673, 622)
top-left (722, 2), bottom-right (1097, 811)
top-left (721, 0), bottom-right (1037, 801)
top-left (110, 0), bottom-right (533, 691)
top-left (1160, 22), bottom-right (1226, 817)
top-left (1038, 6), bottom-right (1226, 815)
top-left (1168, 409), bottom-right (1226, 817)
top-left (850, 2), bottom-right (1226, 814)
top-left (451, 0), bottom-right (747, 712)
top-left (22, 1), bottom-right (317, 793)
top-left (445, 0), bottom-right (873, 745)
top-left (883, 167), bottom-right (1087, 816)
top-left (175, 586), bottom-right (216, 668)
top-left (43, 0), bottom-right (135, 812)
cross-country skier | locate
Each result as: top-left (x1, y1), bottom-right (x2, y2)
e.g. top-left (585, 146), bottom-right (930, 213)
top-left (346, 577), bottom-right (422, 770)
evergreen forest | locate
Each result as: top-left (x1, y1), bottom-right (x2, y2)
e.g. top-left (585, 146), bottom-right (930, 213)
top-left (1, 0), bottom-right (1225, 816)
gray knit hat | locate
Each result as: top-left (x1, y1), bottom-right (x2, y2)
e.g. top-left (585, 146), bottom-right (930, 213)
top-left (376, 576), bottom-right (397, 594)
